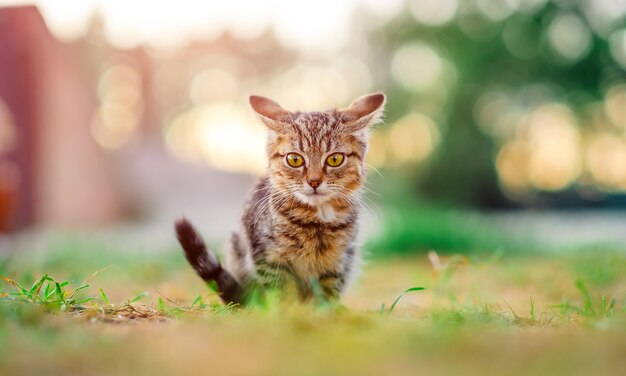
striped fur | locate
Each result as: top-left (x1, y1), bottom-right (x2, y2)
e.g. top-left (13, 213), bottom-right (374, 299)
top-left (176, 93), bottom-right (385, 304)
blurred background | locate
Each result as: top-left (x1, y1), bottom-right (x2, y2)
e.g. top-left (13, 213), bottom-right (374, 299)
top-left (0, 0), bottom-right (625, 255)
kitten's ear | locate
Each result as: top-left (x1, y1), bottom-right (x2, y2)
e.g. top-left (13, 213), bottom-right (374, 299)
top-left (249, 95), bottom-right (291, 131)
top-left (340, 93), bottom-right (386, 132)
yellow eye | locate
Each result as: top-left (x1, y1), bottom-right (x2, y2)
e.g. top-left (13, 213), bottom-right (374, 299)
top-left (326, 153), bottom-right (345, 167)
top-left (286, 153), bottom-right (305, 167)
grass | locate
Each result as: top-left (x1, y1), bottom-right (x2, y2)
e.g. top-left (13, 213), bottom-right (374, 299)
top-left (1, 237), bottom-right (626, 375)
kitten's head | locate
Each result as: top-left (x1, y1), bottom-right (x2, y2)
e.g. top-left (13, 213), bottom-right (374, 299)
top-left (250, 93), bottom-right (385, 207)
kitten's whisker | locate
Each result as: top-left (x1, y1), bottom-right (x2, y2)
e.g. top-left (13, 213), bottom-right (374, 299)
top-left (251, 190), bottom-right (288, 227)
top-left (249, 193), bottom-right (280, 218)
top-left (329, 185), bottom-right (381, 219)
top-left (360, 184), bottom-right (381, 197)
top-left (365, 163), bottom-right (384, 179)
top-left (358, 195), bottom-right (382, 219)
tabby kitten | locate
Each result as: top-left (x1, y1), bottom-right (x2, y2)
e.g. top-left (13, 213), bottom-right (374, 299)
top-left (175, 92), bottom-right (386, 304)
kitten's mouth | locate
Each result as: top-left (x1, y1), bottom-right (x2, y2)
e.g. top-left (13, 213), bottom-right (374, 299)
top-left (296, 191), bottom-right (329, 206)
top-left (304, 192), bottom-right (326, 199)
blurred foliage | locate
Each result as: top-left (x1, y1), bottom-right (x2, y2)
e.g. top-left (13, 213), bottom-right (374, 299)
top-left (378, 1), bottom-right (625, 207)
top-left (366, 172), bottom-right (530, 255)
top-left (367, 202), bottom-right (516, 255)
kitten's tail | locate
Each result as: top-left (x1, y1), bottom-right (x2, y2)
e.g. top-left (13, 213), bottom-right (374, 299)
top-left (174, 218), bottom-right (244, 305)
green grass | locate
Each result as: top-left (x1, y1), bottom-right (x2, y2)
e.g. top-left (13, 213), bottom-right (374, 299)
top-left (1, 237), bottom-right (626, 375)
top-left (1, 273), bottom-right (94, 311)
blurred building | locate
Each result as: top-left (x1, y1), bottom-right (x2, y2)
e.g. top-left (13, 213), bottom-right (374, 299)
top-left (0, 5), bottom-right (297, 235)
top-left (0, 6), bottom-right (126, 232)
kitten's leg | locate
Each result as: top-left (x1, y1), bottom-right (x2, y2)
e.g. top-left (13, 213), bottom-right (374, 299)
top-left (317, 246), bottom-right (357, 301)
top-left (256, 262), bottom-right (290, 290)
top-left (317, 271), bottom-right (346, 301)
top-left (227, 233), bottom-right (252, 284)
top-left (175, 218), bottom-right (245, 305)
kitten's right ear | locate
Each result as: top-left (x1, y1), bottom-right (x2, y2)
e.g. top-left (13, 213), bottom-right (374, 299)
top-left (249, 95), bottom-right (291, 131)
top-left (339, 93), bottom-right (386, 132)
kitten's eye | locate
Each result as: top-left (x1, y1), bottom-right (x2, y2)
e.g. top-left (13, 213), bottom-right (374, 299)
top-left (326, 153), bottom-right (345, 167)
top-left (286, 153), bottom-right (305, 167)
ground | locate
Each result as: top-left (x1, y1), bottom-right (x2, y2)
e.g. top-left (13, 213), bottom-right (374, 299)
top-left (1, 243), bottom-right (626, 375)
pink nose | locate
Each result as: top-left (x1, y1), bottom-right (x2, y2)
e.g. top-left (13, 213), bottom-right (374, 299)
top-left (308, 179), bottom-right (321, 189)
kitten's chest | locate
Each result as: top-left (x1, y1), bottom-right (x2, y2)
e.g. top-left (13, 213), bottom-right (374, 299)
top-left (267, 213), bottom-right (356, 278)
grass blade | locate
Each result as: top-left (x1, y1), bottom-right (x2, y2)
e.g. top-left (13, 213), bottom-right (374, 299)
top-left (387, 287), bottom-right (425, 314)
top-left (99, 288), bottom-right (111, 306)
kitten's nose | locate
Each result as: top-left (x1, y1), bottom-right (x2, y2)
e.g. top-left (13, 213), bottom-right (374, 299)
top-left (308, 179), bottom-right (322, 190)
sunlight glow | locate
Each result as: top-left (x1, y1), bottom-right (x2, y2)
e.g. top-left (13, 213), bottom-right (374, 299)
top-left (273, 0), bottom-right (352, 54)
top-left (17, 0), bottom-right (403, 53)
top-left (34, 0), bottom-right (98, 42)
top-left (165, 103), bottom-right (266, 175)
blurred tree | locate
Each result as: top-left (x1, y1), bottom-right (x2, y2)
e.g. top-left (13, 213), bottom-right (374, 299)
top-left (380, 1), bottom-right (626, 208)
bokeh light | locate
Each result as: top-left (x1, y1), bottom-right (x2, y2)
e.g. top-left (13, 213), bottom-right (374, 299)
top-left (266, 64), bottom-right (351, 111)
top-left (495, 104), bottom-right (583, 192)
top-left (523, 105), bottom-right (582, 191)
top-left (475, 0), bottom-right (518, 22)
top-left (91, 65), bottom-right (143, 149)
top-left (366, 133), bottom-right (388, 167)
top-left (408, 0), bottom-right (458, 27)
top-left (0, 100), bottom-right (17, 155)
top-left (391, 42), bottom-right (443, 93)
top-left (474, 91), bottom-right (521, 140)
top-left (609, 29), bottom-right (626, 69)
top-left (585, 133), bottom-right (626, 190)
top-left (496, 140), bottom-right (531, 192)
top-left (547, 13), bottom-right (592, 63)
top-left (388, 113), bottom-right (439, 163)
top-left (582, 0), bottom-right (626, 37)
top-left (604, 84), bottom-right (626, 130)
top-left (189, 69), bottom-right (240, 105)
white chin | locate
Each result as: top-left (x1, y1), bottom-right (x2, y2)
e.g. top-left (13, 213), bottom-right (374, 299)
top-left (295, 192), bottom-right (329, 206)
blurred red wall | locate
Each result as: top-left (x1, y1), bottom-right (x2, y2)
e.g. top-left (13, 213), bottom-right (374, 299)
top-left (0, 6), bottom-right (127, 233)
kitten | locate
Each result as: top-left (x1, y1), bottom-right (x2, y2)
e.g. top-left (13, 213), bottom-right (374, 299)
top-left (175, 93), bottom-right (385, 304)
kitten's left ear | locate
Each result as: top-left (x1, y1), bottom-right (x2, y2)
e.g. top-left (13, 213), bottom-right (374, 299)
top-left (249, 95), bottom-right (291, 131)
top-left (339, 93), bottom-right (386, 132)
